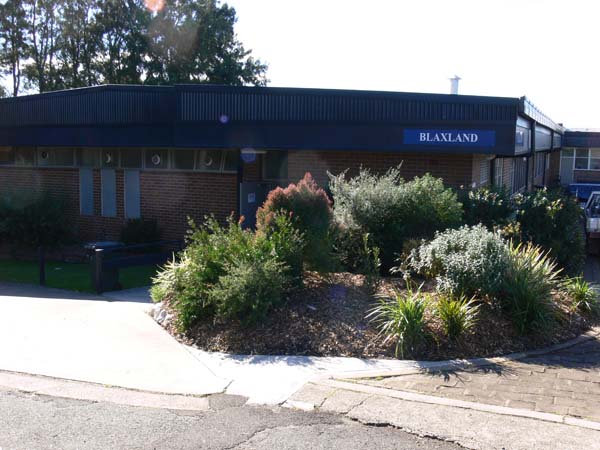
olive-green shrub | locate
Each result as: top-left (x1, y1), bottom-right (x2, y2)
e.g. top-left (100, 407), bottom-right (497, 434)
top-left (151, 214), bottom-right (303, 330)
top-left (329, 168), bottom-right (463, 273)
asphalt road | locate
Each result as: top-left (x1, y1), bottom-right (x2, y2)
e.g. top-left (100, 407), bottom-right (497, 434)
top-left (0, 389), bottom-right (460, 450)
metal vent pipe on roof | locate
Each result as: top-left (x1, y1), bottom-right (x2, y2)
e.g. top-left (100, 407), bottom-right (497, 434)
top-left (449, 75), bottom-right (461, 95)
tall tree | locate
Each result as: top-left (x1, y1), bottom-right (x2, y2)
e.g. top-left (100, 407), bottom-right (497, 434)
top-left (144, 0), bottom-right (267, 86)
top-left (54, 0), bottom-right (101, 88)
top-left (22, 0), bottom-right (61, 92)
top-left (95, 0), bottom-right (149, 84)
top-left (0, 0), bottom-right (27, 96)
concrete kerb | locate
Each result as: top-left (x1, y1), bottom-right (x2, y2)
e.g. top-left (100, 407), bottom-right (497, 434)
top-left (309, 378), bottom-right (600, 432)
top-left (316, 327), bottom-right (600, 381)
top-left (282, 327), bottom-right (600, 432)
top-left (0, 369), bottom-right (213, 411)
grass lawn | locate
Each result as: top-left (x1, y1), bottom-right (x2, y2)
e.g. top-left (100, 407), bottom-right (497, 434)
top-left (0, 259), bottom-right (159, 293)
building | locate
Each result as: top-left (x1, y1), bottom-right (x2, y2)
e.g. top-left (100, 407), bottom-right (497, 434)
top-left (560, 129), bottom-right (600, 187)
top-left (0, 85), bottom-right (566, 241)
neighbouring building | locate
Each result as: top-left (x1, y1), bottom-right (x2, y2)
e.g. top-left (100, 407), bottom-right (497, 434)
top-left (0, 85), bottom-right (568, 241)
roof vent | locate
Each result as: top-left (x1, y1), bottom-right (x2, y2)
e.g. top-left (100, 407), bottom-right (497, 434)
top-left (449, 75), bottom-right (461, 95)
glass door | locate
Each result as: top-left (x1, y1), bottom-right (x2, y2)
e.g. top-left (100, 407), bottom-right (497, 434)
top-left (560, 149), bottom-right (575, 186)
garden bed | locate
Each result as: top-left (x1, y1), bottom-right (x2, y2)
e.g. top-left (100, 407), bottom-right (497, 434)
top-left (159, 271), bottom-right (596, 360)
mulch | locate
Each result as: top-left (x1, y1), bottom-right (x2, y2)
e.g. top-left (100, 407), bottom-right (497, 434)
top-left (162, 272), bottom-right (596, 361)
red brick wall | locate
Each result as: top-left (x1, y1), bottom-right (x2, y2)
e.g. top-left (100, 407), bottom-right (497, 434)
top-left (0, 167), bottom-right (237, 242)
top-left (140, 171), bottom-right (237, 239)
top-left (0, 166), bottom-right (81, 233)
top-left (287, 151), bottom-right (475, 189)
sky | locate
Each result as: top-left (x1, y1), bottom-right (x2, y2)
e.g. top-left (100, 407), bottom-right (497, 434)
top-left (226, 0), bottom-right (599, 129)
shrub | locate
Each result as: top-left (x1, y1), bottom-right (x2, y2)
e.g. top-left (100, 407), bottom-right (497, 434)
top-left (256, 173), bottom-right (334, 271)
top-left (367, 284), bottom-right (427, 358)
top-left (208, 257), bottom-right (287, 325)
top-left (257, 212), bottom-right (305, 283)
top-left (459, 186), bottom-right (512, 229)
top-left (333, 227), bottom-right (380, 276)
top-left (510, 189), bottom-right (585, 276)
top-left (0, 190), bottom-right (71, 249)
top-left (501, 242), bottom-right (562, 334)
top-left (561, 277), bottom-right (600, 315)
top-left (329, 168), bottom-right (463, 272)
top-left (407, 225), bottom-right (510, 297)
top-left (435, 294), bottom-right (479, 340)
top-left (151, 214), bottom-right (303, 330)
top-left (120, 219), bottom-right (161, 245)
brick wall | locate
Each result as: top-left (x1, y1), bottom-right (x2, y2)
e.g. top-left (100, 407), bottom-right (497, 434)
top-left (0, 166), bottom-right (81, 233)
top-left (287, 151), bottom-right (475, 189)
top-left (471, 154), bottom-right (491, 188)
top-left (547, 150), bottom-right (560, 186)
top-left (140, 171), bottom-right (237, 239)
top-left (574, 170), bottom-right (600, 184)
top-left (0, 166), bottom-right (237, 242)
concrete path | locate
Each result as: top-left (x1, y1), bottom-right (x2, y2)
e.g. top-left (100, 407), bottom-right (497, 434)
top-left (0, 282), bottom-right (415, 405)
top-left (0, 282), bottom-right (228, 396)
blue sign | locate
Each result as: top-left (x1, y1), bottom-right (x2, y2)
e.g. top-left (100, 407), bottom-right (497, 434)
top-left (404, 129), bottom-right (496, 147)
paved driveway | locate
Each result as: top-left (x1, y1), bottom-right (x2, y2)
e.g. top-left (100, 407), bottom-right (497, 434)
top-left (354, 335), bottom-right (600, 422)
top-left (0, 282), bottom-right (228, 396)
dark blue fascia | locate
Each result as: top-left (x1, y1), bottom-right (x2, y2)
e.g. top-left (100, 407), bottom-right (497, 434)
top-left (564, 131), bottom-right (600, 148)
top-left (0, 84), bottom-right (526, 156)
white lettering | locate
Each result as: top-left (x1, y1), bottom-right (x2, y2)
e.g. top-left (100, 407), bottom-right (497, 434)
top-left (413, 131), bottom-right (483, 144)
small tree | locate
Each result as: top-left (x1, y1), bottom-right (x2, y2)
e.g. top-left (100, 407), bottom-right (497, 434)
top-left (256, 173), bottom-right (334, 271)
top-left (0, 190), bottom-right (71, 250)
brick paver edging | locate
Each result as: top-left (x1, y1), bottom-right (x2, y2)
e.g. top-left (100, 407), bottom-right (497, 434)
top-left (287, 327), bottom-right (600, 432)
top-left (323, 327), bottom-right (600, 381)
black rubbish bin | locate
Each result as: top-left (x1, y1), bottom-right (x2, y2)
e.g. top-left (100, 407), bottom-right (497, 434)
top-left (84, 241), bottom-right (124, 293)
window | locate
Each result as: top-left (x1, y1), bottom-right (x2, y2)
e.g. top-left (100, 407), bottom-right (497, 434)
top-left (37, 148), bottom-right (74, 167)
top-left (101, 149), bottom-right (118, 168)
top-left (101, 169), bottom-right (117, 217)
top-left (198, 149), bottom-right (222, 171)
top-left (494, 158), bottom-right (503, 187)
top-left (223, 150), bottom-right (238, 172)
top-left (479, 158), bottom-right (490, 185)
top-left (145, 149), bottom-right (169, 169)
top-left (79, 168), bottom-right (94, 216)
top-left (173, 150), bottom-right (196, 170)
top-left (575, 149), bottom-right (589, 169)
top-left (591, 149), bottom-right (600, 170)
top-left (567, 148), bottom-right (600, 171)
top-left (534, 152), bottom-right (545, 178)
top-left (77, 148), bottom-right (99, 167)
top-left (124, 170), bottom-right (141, 219)
top-left (512, 157), bottom-right (528, 194)
top-left (14, 147), bottom-right (35, 166)
top-left (263, 150), bottom-right (288, 180)
top-left (120, 149), bottom-right (143, 168)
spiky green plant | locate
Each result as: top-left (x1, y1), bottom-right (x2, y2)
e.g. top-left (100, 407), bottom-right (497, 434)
top-left (501, 242), bottom-right (562, 334)
top-left (435, 295), bottom-right (480, 340)
top-left (561, 277), bottom-right (600, 315)
top-left (367, 284), bottom-right (427, 358)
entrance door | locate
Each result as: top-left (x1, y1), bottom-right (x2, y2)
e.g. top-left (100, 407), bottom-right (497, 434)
top-left (240, 182), bottom-right (273, 228)
top-left (560, 149), bottom-right (574, 186)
